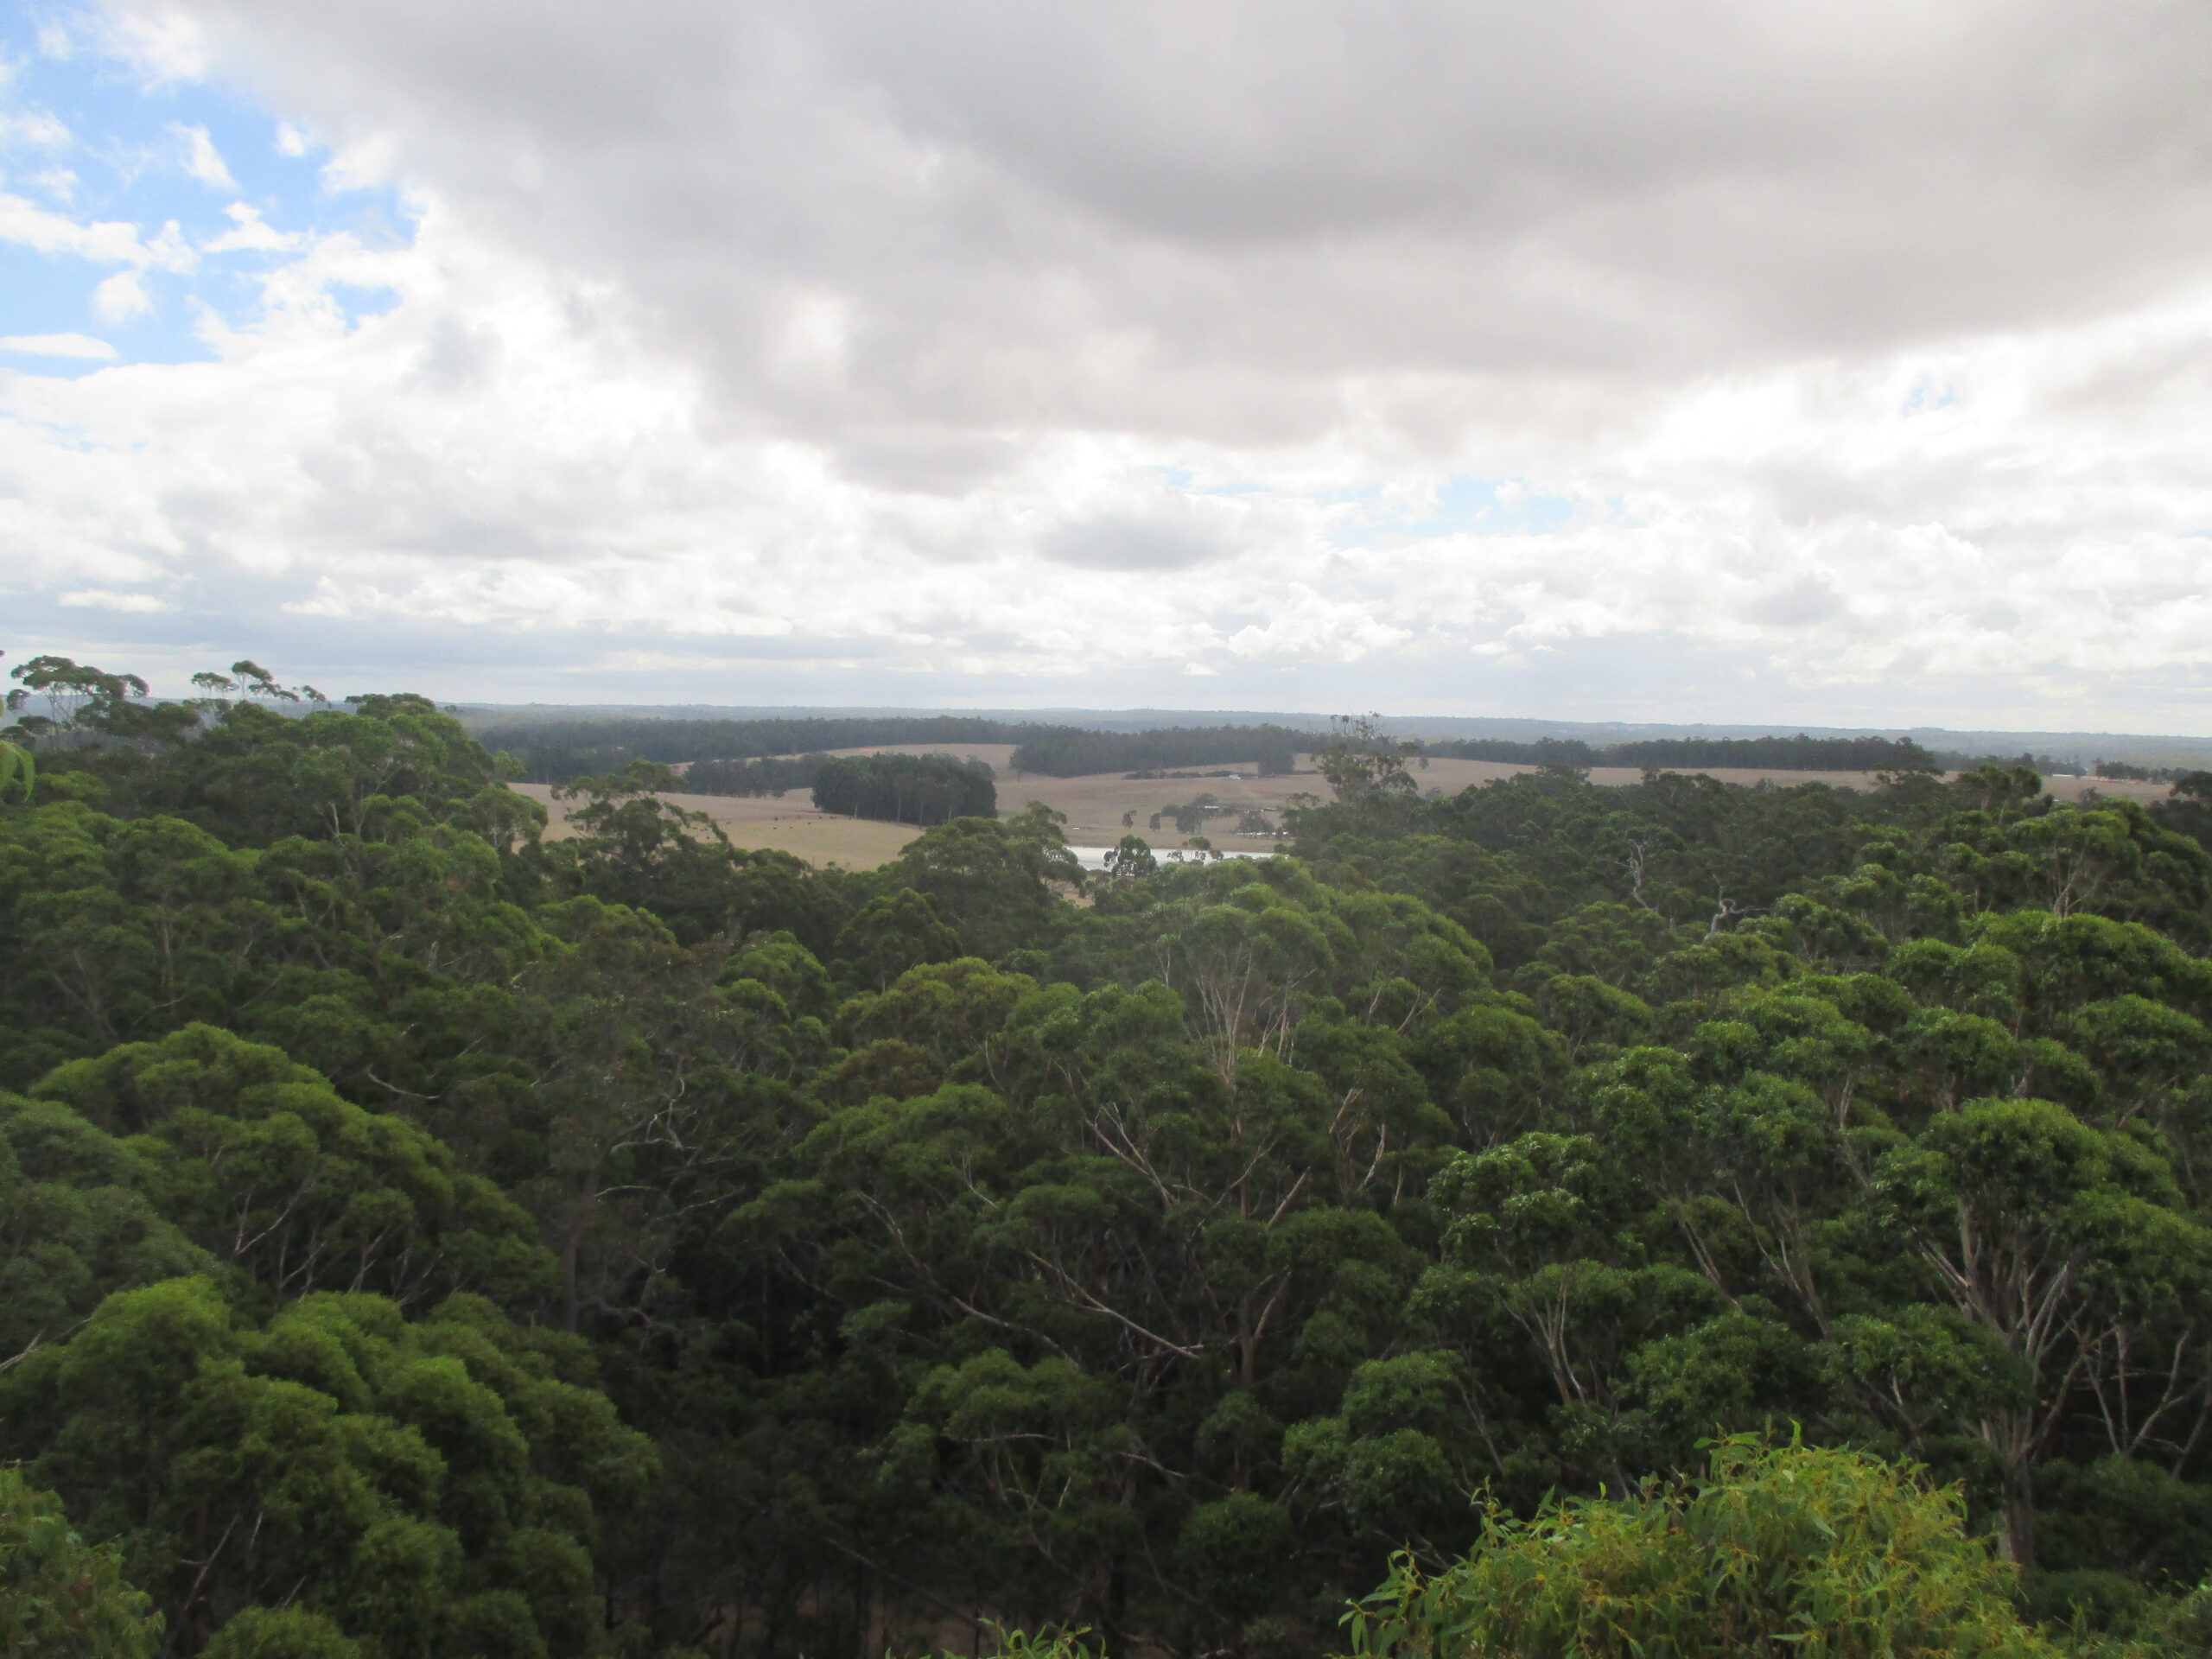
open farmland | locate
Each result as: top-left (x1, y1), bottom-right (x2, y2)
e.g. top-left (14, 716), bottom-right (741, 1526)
top-left (511, 782), bottom-right (921, 867)
top-left (516, 757), bottom-right (2177, 868)
top-left (785, 750), bottom-right (1534, 851)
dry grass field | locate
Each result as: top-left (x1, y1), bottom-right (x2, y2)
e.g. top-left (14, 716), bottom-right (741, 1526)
top-left (511, 783), bottom-right (922, 868)
top-left (514, 753), bottom-right (2177, 871)
top-left (812, 750), bottom-right (1535, 854)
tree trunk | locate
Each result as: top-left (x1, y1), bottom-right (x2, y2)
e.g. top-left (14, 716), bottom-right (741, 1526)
top-left (1999, 1465), bottom-right (2036, 1569)
top-left (1990, 1413), bottom-right (2037, 1569)
top-left (562, 1211), bottom-right (584, 1333)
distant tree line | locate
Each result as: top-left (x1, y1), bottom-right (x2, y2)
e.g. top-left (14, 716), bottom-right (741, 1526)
top-left (477, 715), bottom-right (1046, 782)
top-left (1928, 747), bottom-right (2088, 775)
top-left (1009, 722), bottom-right (1304, 777)
top-left (470, 715), bottom-right (1973, 786)
top-left (812, 752), bottom-right (998, 823)
top-left (685, 753), bottom-right (831, 796)
top-left (1424, 732), bottom-right (1942, 772)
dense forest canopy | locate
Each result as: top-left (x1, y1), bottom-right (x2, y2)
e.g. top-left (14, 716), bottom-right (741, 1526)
top-left (10, 656), bottom-right (2212, 1656)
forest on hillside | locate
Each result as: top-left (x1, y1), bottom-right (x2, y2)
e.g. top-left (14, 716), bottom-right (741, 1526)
top-left (13, 660), bottom-right (2212, 1656)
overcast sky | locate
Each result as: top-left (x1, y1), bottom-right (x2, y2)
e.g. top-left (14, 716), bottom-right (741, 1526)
top-left (5, 2), bottom-right (2212, 727)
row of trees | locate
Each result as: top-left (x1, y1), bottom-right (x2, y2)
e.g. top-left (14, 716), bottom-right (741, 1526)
top-left (9, 664), bottom-right (2212, 1654)
top-left (476, 715), bottom-right (1041, 785)
top-left (472, 709), bottom-right (1972, 791)
top-left (811, 753), bottom-right (999, 824)
top-left (685, 753), bottom-right (833, 797)
top-left (1007, 724), bottom-right (1305, 778)
top-left (1421, 730), bottom-right (1943, 772)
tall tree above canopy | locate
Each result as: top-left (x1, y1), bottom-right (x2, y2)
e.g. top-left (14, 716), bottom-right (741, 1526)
top-left (885, 804), bottom-right (1082, 960)
top-left (1315, 715), bottom-right (1421, 820)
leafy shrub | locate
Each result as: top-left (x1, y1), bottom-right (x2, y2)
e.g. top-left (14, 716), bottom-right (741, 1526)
top-left (1345, 1435), bottom-right (2056, 1659)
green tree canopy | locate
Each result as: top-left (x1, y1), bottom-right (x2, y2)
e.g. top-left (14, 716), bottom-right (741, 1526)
top-left (2, 1277), bottom-right (654, 1656)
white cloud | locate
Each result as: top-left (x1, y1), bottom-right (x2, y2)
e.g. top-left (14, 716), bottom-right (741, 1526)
top-left (90, 7), bottom-right (213, 83)
top-left (319, 132), bottom-right (397, 194)
top-left (11, 207), bottom-right (2212, 720)
top-left (203, 201), bottom-right (300, 252)
top-left (0, 192), bottom-right (196, 270)
top-left (137, 0), bottom-right (2212, 440)
top-left (92, 270), bottom-right (152, 322)
top-left (0, 109), bottom-right (72, 148)
top-left (59, 588), bottom-right (171, 611)
top-left (1226, 587), bottom-right (1414, 664)
top-left (0, 333), bottom-right (118, 359)
top-left (168, 121), bottom-right (237, 189)
top-left (3, 0), bottom-right (2212, 727)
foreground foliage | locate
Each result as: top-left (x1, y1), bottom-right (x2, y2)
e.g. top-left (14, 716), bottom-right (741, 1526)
top-left (0, 1468), bottom-right (162, 1658)
top-left (1349, 1437), bottom-right (2055, 1659)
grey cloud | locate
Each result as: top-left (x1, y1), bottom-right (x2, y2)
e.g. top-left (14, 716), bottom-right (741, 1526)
top-left (404, 316), bottom-right (505, 395)
top-left (158, 0), bottom-right (2212, 448)
top-left (834, 428), bottom-right (1023, 494)
top-left (1746, 575), bottom-right (1844, 627)
top-left (1039, 515), bottom-right (1221, 572)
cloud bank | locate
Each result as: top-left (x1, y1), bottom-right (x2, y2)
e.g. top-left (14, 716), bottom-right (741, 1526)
top-left (5, 1), bottom-right (2212, 724)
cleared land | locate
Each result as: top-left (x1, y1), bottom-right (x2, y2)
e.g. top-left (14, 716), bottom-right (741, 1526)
top-left (516, 757), bottom-right (2176, 870)
top-left (796, 750), bottom-right (1529, 853)
top-left (511, 783), bottom-right (921, 867)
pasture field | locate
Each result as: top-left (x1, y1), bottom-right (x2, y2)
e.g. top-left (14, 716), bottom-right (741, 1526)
top-left (801, 751), bottom-right (1533, 852)
top-left (516, 758), bottom-right (2175, 870)
top-left (511, 783), bottom-right (921, 867)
